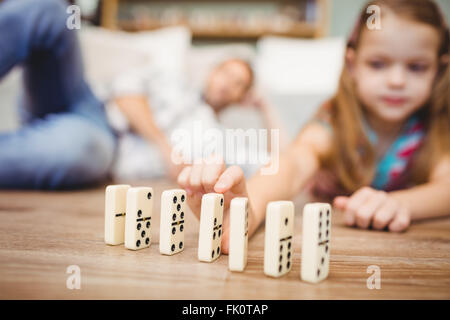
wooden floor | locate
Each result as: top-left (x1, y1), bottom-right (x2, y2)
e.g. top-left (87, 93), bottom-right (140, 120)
top-left (0, 180), bottom-right (449, 299)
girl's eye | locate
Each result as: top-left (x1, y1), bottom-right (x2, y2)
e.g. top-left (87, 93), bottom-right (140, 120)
top-left (408, 63), bottom-right (428, 72)
top-left (368, 60), bottom-right (386, 69)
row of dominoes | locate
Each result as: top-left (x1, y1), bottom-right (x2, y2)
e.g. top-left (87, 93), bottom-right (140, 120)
top-left (104, 185), bottom-right (331, 283)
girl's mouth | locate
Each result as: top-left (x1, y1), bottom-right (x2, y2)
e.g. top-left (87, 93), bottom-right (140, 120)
top-left (382, 96), bottom-right (408, 106)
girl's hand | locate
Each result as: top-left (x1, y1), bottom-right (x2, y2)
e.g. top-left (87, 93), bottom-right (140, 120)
top-left (177, 155), bottom-right (255, 254)
top-left (333, 187), bottom-right (411, 232)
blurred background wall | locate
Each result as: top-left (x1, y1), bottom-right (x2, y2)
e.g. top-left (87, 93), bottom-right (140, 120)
top-left (329, 0), bottom-right (450, 37)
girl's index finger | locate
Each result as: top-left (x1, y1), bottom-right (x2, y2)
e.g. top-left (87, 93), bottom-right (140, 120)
top-left (177, 166), bottom-right (192, 189)
top-left (214, 165), bottom-right (245, 194)
top-left (201, 159), bottom-right (226, 193)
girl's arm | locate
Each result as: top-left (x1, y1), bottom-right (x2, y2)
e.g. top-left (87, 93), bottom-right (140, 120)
top-left (247, 122), bottom-right (332, 232)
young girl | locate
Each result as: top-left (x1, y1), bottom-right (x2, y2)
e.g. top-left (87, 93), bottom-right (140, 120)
top-left (177, 0), bottom-right (450, 254)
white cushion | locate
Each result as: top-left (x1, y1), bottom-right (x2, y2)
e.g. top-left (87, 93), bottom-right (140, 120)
top-left (255, 36), bottom-right (346, 95)
top-left (79, 25), bottom-right (192, 99)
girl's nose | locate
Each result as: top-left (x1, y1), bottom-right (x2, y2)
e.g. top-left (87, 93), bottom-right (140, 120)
top-left (387, 65), bottom-right (406, 88)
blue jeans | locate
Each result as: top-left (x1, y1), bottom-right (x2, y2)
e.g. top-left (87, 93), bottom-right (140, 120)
top-left (0, 0), bottom-right (116, 189)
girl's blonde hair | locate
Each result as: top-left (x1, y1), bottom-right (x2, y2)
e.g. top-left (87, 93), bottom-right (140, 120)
top-left (324, 0), bottom-right (450, 192)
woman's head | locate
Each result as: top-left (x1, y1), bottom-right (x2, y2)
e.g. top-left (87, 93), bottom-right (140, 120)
top-left (204, 58), bottom-right (254, 112)
top-left (328, 0), bottom-right (449, 192)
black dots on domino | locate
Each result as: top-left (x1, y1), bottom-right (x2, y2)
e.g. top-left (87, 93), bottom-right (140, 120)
top-left (210, 247), bottom-right (220, 259)
top-left (319, 210), bottom-right (324, 240)
top-left (181, 194), bottom-right (185, 202)
top-left (171, 244), bottom-right (175, 252)
top-left (220, 198), bottom-right (223, 206)
top-left (137, 223), bottom-right (142, 231)
top-left (278, 239), bottom-right (292, 274)
top-left (173, 196), bottom-right (177, 204)
top-left (137, 210), bottom-right (142, 217)
top-left (146, 221), bottom-right (150, 228)
top-left (145, 238), bottom-right (150, 245)
top-left (147, 192), bottom-right (152, 200)
top-left (179, 242), bottom-right (183, 249)
top-left (287, 244), bottom-right (292, 270)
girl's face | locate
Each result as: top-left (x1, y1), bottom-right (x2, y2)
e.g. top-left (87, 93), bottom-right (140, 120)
top-left (349, 13), bottom-right (442, 124)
